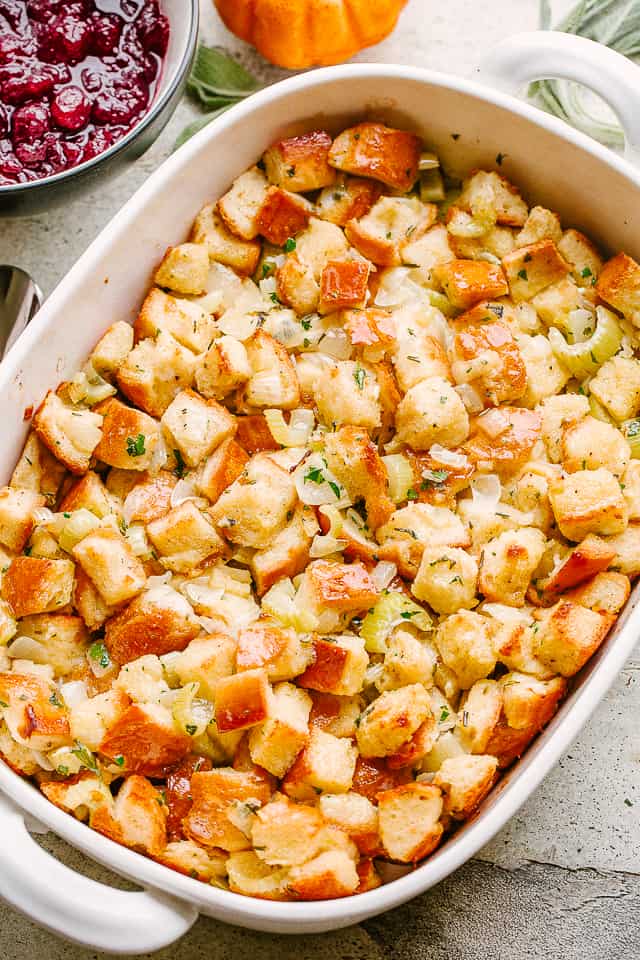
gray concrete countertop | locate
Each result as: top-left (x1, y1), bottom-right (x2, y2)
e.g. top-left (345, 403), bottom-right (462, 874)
top-left (1, 1), bottom-right (639, 957)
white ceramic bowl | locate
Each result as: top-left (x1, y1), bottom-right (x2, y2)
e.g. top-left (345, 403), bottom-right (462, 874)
top-left (1, 30), bottom-right (640, 955)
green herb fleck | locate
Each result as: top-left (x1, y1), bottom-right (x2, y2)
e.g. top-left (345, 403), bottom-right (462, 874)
top-left (517, 269), bottom-right (528, 281)
top-left (174, 448), bottom-right (187, 479)
top-left (89, 641), bottom-right (111, 670)
top-left (304, 467), bottom-right (324, 485)
top-left (284, 237), bottom-right (297, 253)
top-left (71, 741), bottom-right (99, 775)
top-left (126, 434), bottom-right (146, 458)
top-left (406, 488), bottom-right (418, 500)
top-left (581, 266), bottom-right (592, 278)
top-left (354, 366), bottom-right (366, 390)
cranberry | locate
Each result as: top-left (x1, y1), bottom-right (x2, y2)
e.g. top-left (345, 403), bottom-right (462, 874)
top-left (26, 0), bottom-right (65, 23)
top-left (0, 104), bottom-right (8, 137)
top-left (15, 138), bottom-right (47, 166)
top-left (120, 0), bottom-right (144, 19)
top-left (0, 144), bottom-right (22, 180)
top-left (92, 74), bottom-right (148, 126)
top-left (80, 124), bottom-right (115, 161)
top-left (136, 1), bottom-right (169, 56)
top-left (89, 12), bottom-right (122, 56)
top-left (38, 11), bottom-right (92, 64)
top-left (0, 61), bottom-right (69, 104)
top-left (11, 101), bottom-right (50, 142)
top-left (51, 85), bottom-right (91, 131)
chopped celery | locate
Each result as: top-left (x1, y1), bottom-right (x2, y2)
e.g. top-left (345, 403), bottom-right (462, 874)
top-left (172, 682), bottom-right (214, 737)
top-left (548, 306), bottom-right (622, 378)
top-left (382, 454), bottom-right (414, 503)
top-left (360, 591), bottom-right (432, 654)
top-left (623, 418), bottom-right (640, 459)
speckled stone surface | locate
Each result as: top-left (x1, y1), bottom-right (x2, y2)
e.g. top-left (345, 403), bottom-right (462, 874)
top-left (1, 1), bottom-right (639, 957)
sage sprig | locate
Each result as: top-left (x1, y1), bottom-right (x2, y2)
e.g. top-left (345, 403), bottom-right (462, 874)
top-left (176, 45), bottom-right (261, 149)
top-left (531, 0), bottom-right (640, 148)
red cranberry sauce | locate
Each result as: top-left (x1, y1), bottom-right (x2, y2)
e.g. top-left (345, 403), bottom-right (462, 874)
top-left (0, 0), bottom-right (169, 185)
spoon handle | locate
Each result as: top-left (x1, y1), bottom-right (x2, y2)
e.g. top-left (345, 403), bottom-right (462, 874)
top-left (0, 265), bottom-right (42, 360)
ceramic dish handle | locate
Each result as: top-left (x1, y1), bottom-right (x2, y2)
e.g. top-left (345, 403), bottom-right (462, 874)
top-left (478, 31), bottom-right (640, 166)
top-left (0, 791), bottom-right (198, 955)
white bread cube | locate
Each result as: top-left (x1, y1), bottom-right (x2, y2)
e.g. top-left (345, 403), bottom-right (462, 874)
top-left (161, 388), bottom-right (236, 468)
top-left (396, 376), bottom-right (469, 451)
top-left (549, 468), bottom-right (628, 541)
top-left (589, 356), bottom-right (640, 422)
top-left (10, 432), bottom-right (66, 504)
top-left (14, 613), bottom-right (87, 677)
top-left (209, 453), bottom-right (297, 548)
top-left (33, 391), bottom-right (103, 475)
top-left (457, 678), bottom-right (503, 753)
top-left (147, 501), bottom-right (226, 573)
top-left (314, 360), bottom-right (381, 431)
top-left (196, 336), bottom-right (251, 400)
top-left (59, 471), bottom-right (119, 519)
top-left (377, 627), bottom-right (436, 692)
top-left (134, 288), bottom-right (215, 354)
top-left (479, 527), bottom-right (546, 606)
top-left (434, 754), bottom-right (497, 819)
top-left (156, 840), bottom-right (227, 882)
top-left (0, 600), bottom-right (17, 646)
top-left (355, 683), bottom-right (431, 758)
top-left (377, 502), bottom-right (469, 579)
top-left (174, 634), bottom-right (237, 701)
top-left (0, 671), bottom-right (70, 751)
top-left (243, 330), bottom-right (300, 410)
top-left (323, 425), bottom-right (394, 531)
top-left (117, 332), bottom-right (196, 418)
top-left (316, 175), bottom-right (382, 227)
top-left (226, 851), bottom-right (289, 900)
top-left (249, 504), bottom-right (314, 596)
top-left (93, 397), bottom-right (161, 472)
top-left (534, 600), bottom-right (613, 676)
top-left (0, 486), bottom-right (45, 553)
top-left (435, 610), bottom-right (497, 689)
top-left (90, 321), bottom-right (134, 380)
top-left (248, 681), bottom-right (312, 777)
top-left (502, 240), bottom-right (570, 301)
top-left (412, 545), bottom-right (478, 615)
top-left (606, 524), bottom-right (640, 577)
top-left (377, 782), bottom-right (443, 862)
top-left (402, 223), bottom-right (454, 278)
top-left (458, 170), bottom-right (528, 227)
top-left (72, 526), bottom-right (146, 606)
top-left (561, 416), bottom-right (630, 478)
top-left (516, 333), bottom-right (570, 408)
top-left (558, 228), bottom-right (602, 286)
top-left (218, 166), bottom-right (269, 240)
top-left (154, 243), bottom-right (209, 296)
top-left (539, 393), bottom-right (590, 463)
top-left (565, 570), bottom-right (630, 614)
top-left (286, 849), bottom-right (359, 900)
top-left (283, 727), bottom-right (358, 800)
top-left (345, 196), bottom-right (436, 267)
top-left (73, 568), bottom-right (117, 631)
top-left (251, 797), bottom-right (326, 866)
top-left (1, 556), bottom-right (75, 619)
top-left (41, 773), bottom-right (114, 820)
top-left (515, 206), bottom-right (561, 246)
top-left (319, 792), bottom-right (379, 856)
top-left (190, 205), bottom-right (261, 276)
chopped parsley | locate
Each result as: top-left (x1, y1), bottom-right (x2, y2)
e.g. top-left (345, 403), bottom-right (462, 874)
top-left (89, 641), bottom-right (111, 670)
top-left (304, 467), bottom-right (324, 484)
top-left (517, 269), bottom-right (528, 281)
top-left (262, 261), bottom-right (275, 278)
top-left (270, 292), bottom-right (280, 304)
top-left (126, 434), bottom-right (146, 458)
top-left (174, 448), bottom-right (187, 479)
top-left (421, 469), bottom-right (448, 488)
top-left (328, 480), bottom-right (341, 499)
top-left (49, 692), bottom-right (63, 708)
top-left (581, 266), bottom-right (592, 278)
top-left (114, 755), bottom-right (125, 767)
top-left (284, 237), bottom-right (297, 253)
top-left (186, 724), bottom-right (197, 736)
top-left (71, 741), bottom-right (99, 775)
top-left (406, 488), bottom-right (418, 500)
top-left (496, 152), bottom-right (506, 165)
top-left (439, 707), bottom-right (450, 723)
top-left (354, 366), bottom-right (366, 390)
top-left (300, 316), bottom-right (313, 331)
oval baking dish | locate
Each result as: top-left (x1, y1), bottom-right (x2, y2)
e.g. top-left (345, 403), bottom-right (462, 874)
top-left (0, 31), bottom-right (639, 954)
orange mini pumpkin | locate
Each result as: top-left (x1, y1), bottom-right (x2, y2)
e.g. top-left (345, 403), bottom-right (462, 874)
top-left (214, 0), bottom-right (408, 69)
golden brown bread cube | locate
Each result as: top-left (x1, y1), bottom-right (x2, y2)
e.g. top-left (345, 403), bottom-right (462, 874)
top-left (161, 388), bottom-right (236, 468)
top-left (534, 600), bottom-right (613, 676)
top-left (319, 792), bottom-right (380, 857)
top-left (1, 556), bottom-right (75, 618)
top-left (377, 782), bottom-right (443, 863)
top-left (355, 684), bottom-right (432, 759)
top-left (196, 437), bottom-right (249, 505)
top-left (558, 228), bottom-right (602, 286)
top-left (251, 797), bottom-right (326, 867)
top-left (73, 567), bottom-right (117, 631)
top-left (226, 851), bottom-right (289, 900)
top-left (564, 570), bottom-right (630, 614)
top-left (457, 170), bottom-right (528, 227)
top-left (434, 754), bottom-right (498, 819)
top-left (236, 620), bottom-right (312, 682)
top-left (243, 330), bottom-right (301, 410)
top-left (457, 679), bottom-right (503, 753)
top-left (0, 671), bottom-right (70, 751)
top-left (323, 426), bottom-right (394, 531)
top-left (263, 130), bottom-right (336, 193)
top-left (282, 727), bottom-right (358, 801)
top-left (516, 206), bottom-right (562, 246)
top-left (196, 335), bottom-right (252, 401)
top-left (249, 504), bottom-right (315, 597)
top-left (0, 486), bottom-right (45, 552)
top-left (154, 243), bottom-right (210, 296)
top-left (214, 668), bottom-right (270, 733)
top-left (484, 673), bottom-right (566, 767)
top-left (134, 288), bottom-right (216, 354)
top-left (596, 252), bottom-right (640, 324)
top-left (433, 259), bottom-right (509, 310)
top-left (588, 356), bottom-right (640, 422)
top-left (120, 471), bottom-right (176, 526)
top-left (104, 585), bottom-right (200, 664)
top-left (255, 187), bottom-right (313, 246)
top-left (316, 176), bottom-right (382, 227)
top-left (561, 416), bottom-right (630, 479)
top-left (174, 634), bottom-right (237, 701)
top-left (99, 701), bottom-right (191, 776)
top-left (117, 332), bottom-right (196, 418)
top-left (59, 471), bottom-right (117, 519)
top-left (313, 359), bottom-right (382, 432)
top-left (412, 545), bottom-right (478, 615)
top-left (155, 840), bottom-right (227, 882)
top-left (303, 559), bottom-right (378, 614)
top-left (14, 613), bottom-right (87, 677)
top-left (72, 526), bottom-right (146, 606)
top-left (190, 204), bottom-right (261, 276)
top-left (345, 196), bottom-right (436, 267)
top-left (298, 634), bottom-right (368, 697)
top-left (147, 501), bottom-right (226, 573)
top-left (89, 321), bottom-right (134, 380)
top-left (328, 122), bottom-right (421, 192)
top-left (41, 773), bottom-right (114, 820)
top-left (435, 610), bottom-right (497, 689)
top-left (217, 166), bottom-right (269, 240)
top-left (33, 391), bottom-right (103, 476)
top-left (10, 432), bottom-right (66, 504)
top-left (451, 318), bottom-right (527, 407)
top-left (183, 767), bottom-right (273, 851)
top-left (541, 535), bottom-right (616, 596)
top-left (479, 527), bottom-right (546, 606)
top-left (93, 775), bottom-right (168, 857)
top-left (247, 682), bottom-right (311, 778)
top-left (309, 692), bottom-right (363, 739)
top-left (286, 849), bottom-right (360, 900)
top-left (93, 397), bottom-right (161, 472)
top-left (318, 259), bottom-right (370, 314)
top-left (502, 240), bottom-right (570, 301)
top-left (549, 468), bottom-right (628, 541)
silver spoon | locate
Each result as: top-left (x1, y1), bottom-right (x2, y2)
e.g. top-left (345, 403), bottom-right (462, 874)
top-left (0, 265), bottom-right (42, 360)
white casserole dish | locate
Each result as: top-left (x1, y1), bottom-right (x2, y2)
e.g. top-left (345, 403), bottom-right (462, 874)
top-left (0, 30), bottom-right (639, 955)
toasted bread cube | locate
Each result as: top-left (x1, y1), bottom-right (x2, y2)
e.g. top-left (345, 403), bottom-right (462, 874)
top-left (14, 613), bottom-right (87, 676)
top-left (451, 319), bottom-right (527, 407)
top-left (596, 252), bottom-right (640, 324)
top-left (539, 393), bottom-right (590, 463)
top-left (156, 840), bottom-right (226, 882)
top-left (0, 671), bottom-right (70, 750)
top-left (314, 359), bottom-right (381, 431)
top-left (263, 130), bottom-right (336, 192)
top-left (209, 453), bottom-right (296, 548)
top-left (345, 197), bottom-right (436, 267)
top-left (68, 688), bottom-right (129, 750)
top-left (622, 460), bottom-right (640, 520)
top-left (377, 502), bottom-right (469, 578)
top-left (434, 754), bottom-right (497, 819)
top-left (120, 472), bottom-right (176, 526)
top-left (558, 229), bottom-right (602, 286)
top-left (99, 701), bottom-right (191, 775)
top-left (316, 176), bottom-right (382, 227)
top-left (303, 559), bottom-right (378, 615)
top-left (503, 240), bottom-right (570, 301)
top-left (479, 528), bottom-right (546, 606)
top-left (605, 524), bottom-right (640, 577)
top-left (529, 275), bottom-right (583, 329)
top-left (309, 692), bottom-right (362, 739)
top-left (377, 782), bottom-right (443, 862)
top-left (499, 672), bottom-right (566, 732)
top-left (236, 620), bottom-right (312, 681)
top-left (516, 332), bottom-right (570, 408)
top-left (287, 849), bottom-right (359, 900)
top-left (0, 723), bottom-right (39, 776)
top-left (93, 398), bottom-right (160, 472)
top-left (105, 775), bottom-right (167, 856)
top-left (41, 773), bottom-right (114, 820)
top-left (396, 376), bottom-right (469, 451)
top-left (456, 679), bottom-right (502, 753)
top-left (249, 504), bottom-right (314, 596)
top-left (251, 797), bottom-right (326, 866)
top-left (589, 357), bottom-right (640, 422)
top-left (322, 426), bottom-right (394, 531)
top-left (1, 556), bottom-right (75, 618)
top-left (277, 218), bottom-right (349, 311)
top-left (534, 600), bottom-right (613, 676)
top-left (543, 535), bottom-right (616, 595)
top-left (328, 123), bottom-right (421, 192)
top-left (458, 170), bottom-right (528, 227)
top-left (0, 599), bottom-right (17, 646)
top-left (184, 767), bottom-right (272, 852)
top-left (343, 306), bottom-right (395, 349)
top-left (565, 570), bottom-right (630, 613)
top-left (484, 673), bottom-right (566, 767)
top-left (248, 682), bottom-right (311, 777)
top-left (433, 259), bottom-right (509, 310)
top-left (147, 501), bottom-right (226, 573)
top-left (412, 546), bottom-right (478, 615)
top-left (105, 585), bottom-right (200, 664)
top-left (73, 568), bottom-right (116, 631)
top-left (435, 610), bottom-right (497, 689)
top-left (154, 242), bottom-right (209, 296)
top-left (161, 389), bottom-right (236, 469)
top-left (319, 792), bottom-right (379, 856)
top-left (190, 205), bottom-right (261, 276)
top-left (0, 487), bottom-right (45, 552)
top-left (174, 634), bottom-right (237, 701)
top-left (402, 222), bottom-right (455, 277)
top-left (243, 330), bottom-right (300, 410)
top-left (72, 526), bottom-right (146, 606)
top-left (33, 391), bottom-right (103, 475)
top-left (197, 438), bottom-right (249, 504)
top-left (113, 654), bottom-right (166, 704)
top-left (516, 206), bottom-right (562, 246)
top-left (10, 432), bottom-right (66, 504)
top-left (275, 253), bottom-right (320, 315)
top-left (214, 668), bottom-right (270, 733)
top-left (134, 288), bottom-right (215, 354)
top-left (494, 620), bottom-right (551, 679)
top-left (561, 415), bottom-right (630, 479)
top-left (549, 468), bottom-right (628, 541)
top-left (255, 187), bottom-right (313, 246)
top-left (298, 634), bottom-right (368, 697)
top-left (217, 166), bottom-right (269, 240)
top-left (59, 471), bottom-right (117, 519)
top-left (226, 851), bottom-right (289, 900)
top-left (117, 332), bottom-right (196, 418)
top-left (378, 627), bottom-right (437, 692)
top-left (196, 336), bottom-right (251, 401)
top-left (318, 259), bottom-right (370, 314)
top-left (464, 406), bottom-right (541, 475)
top-left (90, 321), bottom-right (134, 380)
top-left (283, 728), bottom-right (357, 800)
top-left (355, 684), bottom-right (431, 759)
top-left (447, 214), bottom-right (516, 263)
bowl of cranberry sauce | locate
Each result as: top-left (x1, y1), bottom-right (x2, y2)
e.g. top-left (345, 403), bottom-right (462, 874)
top-left (0, 0), bottom-right (198, 213)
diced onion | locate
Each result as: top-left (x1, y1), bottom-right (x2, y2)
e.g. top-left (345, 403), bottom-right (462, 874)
top-left (382, 454), bottom-right (414, 503)
top-left (59, 680), bottom-right (88, 708)
top-left (246, 371), bottom-right (287, 407)
top-left (364, 661), bottom-right (384, 689)
top-left (264, 408), bottom-right (314, 447)
top-left (217, 310), bottom-right (262, 341)
top-left (197, 616), bottom-right (219, 634)
top-left (146, 571), bottom-right (173, 589)
top-left (360, 592), bottom-right (432, 654)
top-left (258, 276), bottom-right (277, 298)
top-left (170, 478), bottom-right (201, 509)
top-left (470, 474), bottom-right (502, 510)
top-left (87, 641), bottom-right (112, 678)
top-left (125, 523), bottom-right (150, 557)
top-left (159, 651), bottom-right (182, 687)
top-left (588, 394), bottom-right (615, 425)
top-left (172, 682), bottom-right (214, 737)
top-left (479, 602), bottom-right (531, 624)
top-left (371, 561), bottom-right (397, 592)
top-left (419, 152), bottom-right (440, 171)
top-left (183, 582), bottom-right (224, 611)
top-left (32, 751), bottom-right (55, 771)
top-left (33, 507), bottom-right (55, 525)
top-left (293, 453), bottom-right (347, 506)
top-left (310, 534), bottom-right (346, 558)
top-left (374, 268), bottom-right (425, 308)
top-left (319, 505), bottom-right (378, 556)
top-left (7, 635), bottom-right (47, 662)
top-left (455, 382), bottom-right (485, 414)
top-left (318, 329), bottom-right (353, 360)
top-left (58, 509), bottom-right (100, 553)
top-left (420, 169), bottom-right (446, 203)
top-left (429, 445), bottom-right (468, 468)
top-left (148, 434), bottom-right (169, 474)
top-left (549, 305), bottom-right (622, 378)
top-left (262, 578), bottom-right (318, 632)
top-left (67, 363), bottom-right (116, 406)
